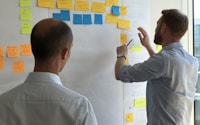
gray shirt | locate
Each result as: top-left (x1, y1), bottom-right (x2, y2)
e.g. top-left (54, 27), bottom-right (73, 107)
top-left (119, 42), bottom-right (199, 125)
top-left (0, 72), bottom-right (98, 125)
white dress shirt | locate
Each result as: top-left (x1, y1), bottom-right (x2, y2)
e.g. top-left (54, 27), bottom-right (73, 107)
top-left (0, 72), bottom-right (98, 125)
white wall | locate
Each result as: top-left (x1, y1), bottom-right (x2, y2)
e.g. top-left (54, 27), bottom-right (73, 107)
top-left (150, 0), bottom-right (194, 125)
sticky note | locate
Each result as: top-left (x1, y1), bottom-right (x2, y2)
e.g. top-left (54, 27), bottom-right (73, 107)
top-left (126, 113), bottom-right (134, 123)
top-left (83, 14), bottom-right (92, 24)
top-left (20, 8), bottom-right (32, 20)
top-left (57, 0), bottom-right (72, 9)
top-left (112, 5), bottom-right (120, 16)
top-left (6, 46), bottom-right (20, 58)
top-left (94, 14), bottom-right (103, 24)
top-left (73, 14), bottom-right (82, 24)
top-left (21, 22), bottom-right (32, 34)
top-left (0, 57), bottom-right (4, 70)
top-left (38, 0), bottom-right (55, 8)
top-left (134, 98), bottom-right (146, 108)
top-left (75, 0), bottom-right (90, 11)
top-left (0, 46), bottom-right (4, 57)
top-left (120, 34), bottom-right (127, 44)
top-left (130, 46), bottom-right (143, 52)
top-left (120, 6), bottom-right (127, 16)
top-left (20, 43), bottom-right (32, 56)
top-left (106, 14), bottom-right (118, 24)
top-left (118, 19), bottom-right (130, 29)
top-left (156, 45), bottom-right (162, 52)
top-left (106, 0), bottom-right (118, 6)
top-left (13, 61), bottom-right (25, 73)
top-left (53, 10), bottom-right (70, 21)
top-left (92, 2), bottom-right (106, 13)
top-left (20, 0), bottom-right (31, 7)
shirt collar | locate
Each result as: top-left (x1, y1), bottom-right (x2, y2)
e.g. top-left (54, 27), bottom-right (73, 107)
top-left (25, 72), bottom-right (63, 86)
top-left (162, 42), bottom-right (183, 50)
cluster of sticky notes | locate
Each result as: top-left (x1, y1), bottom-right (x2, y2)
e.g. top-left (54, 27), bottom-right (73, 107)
top-left (20, 0), bottom-right (33, 35)
top-left (0, 44), bottom-right (32, 73)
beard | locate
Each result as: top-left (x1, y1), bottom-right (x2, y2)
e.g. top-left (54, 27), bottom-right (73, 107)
top-left (154, 32), bottom-right (162, 45)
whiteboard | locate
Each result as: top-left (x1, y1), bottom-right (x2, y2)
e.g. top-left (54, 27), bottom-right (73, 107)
top-left (0, 0), bottom-right (149, 125)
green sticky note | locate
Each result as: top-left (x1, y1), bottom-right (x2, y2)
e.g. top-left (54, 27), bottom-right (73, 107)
top-left (20, 0), bottom-right (31, 7)
top-left (20, 8), bottom-right (32, 21)
top-left (21, 22), bottom-right (32, 34)
top-left (134, 98), bottom-right (146, 108)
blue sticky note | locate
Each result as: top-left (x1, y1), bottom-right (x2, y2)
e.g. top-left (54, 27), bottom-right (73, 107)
top-left (73, 14), bottom-right (82, 24)
top-left (112, 5), bottom-right (120, 16)
top-left (83, 14), bottom-right (92, 24)
top-left (94, 14), bottom-right (103, 24)
top-left (60, 10), bottom-right (70, 21)
top-left (53, 13), bottom-right (62, 20)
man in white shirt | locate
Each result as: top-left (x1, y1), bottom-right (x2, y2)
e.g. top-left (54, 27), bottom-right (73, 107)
top-left (0, 18), bottom-right (98, 125)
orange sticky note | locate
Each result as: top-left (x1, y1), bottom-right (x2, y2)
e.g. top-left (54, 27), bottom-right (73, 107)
top-left (7, 46), bottom-right (20, 58)
top-left (0, 57), bottom-right (4, 70)
top-left (57, 0), bottom-right (73, 9)
top-left (0, 46), bottom-right (4, 57)
top-left (126, 113), bottom-right (134, 123)
top-left (38, 0), bottom-right (55, 8)
top-left (13, 61), bottom-right (25, 73)
top-left (20, 43), bottom-right (32, 56)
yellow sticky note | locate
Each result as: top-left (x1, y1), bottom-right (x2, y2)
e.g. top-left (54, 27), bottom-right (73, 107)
top-left (13, 61), bottom-right (25, 73)
top-left (125, 57), bottom-right (129, 64)
top-left (20, 0), bottom-right (31, 7)
top-left (20, 8), bottom-right (32, 20)
top-left (75, 0), bottom-right (90, 11)
top-left (0, 46), bottom-right (4, 57)
top-left (118, 19), bottom-right (130, 29)
top-left (126, 113), bottom-right (134, 123)
top-left (120, 34), bottom-right (127, 44)
top-left (0, 57), bottom-right (4, 70)
top-left (38, 0), bottom-right (55, 8)
top-left (20, 43), bottom-right (32, 56)
top-left (106, 0), bottom-right (118, 6)
top-left (120, 6), bottom-right (127, 16)
top-left (134, 98), bottom-right (146, 108)
top-left (21, 22), bottom-right (32, 34)
top-left (6, 46), bottom-right (20, 58)
top-left (57, 0), bottom-right (72, 9)
top-left (130, 46), bottom-right (143, 52)
top-left (92, 2), bottom-right (106, 13)
top-left (106, 14), bottom-right (118, 24)
top-left (156, 45), bottom-right (162, 52)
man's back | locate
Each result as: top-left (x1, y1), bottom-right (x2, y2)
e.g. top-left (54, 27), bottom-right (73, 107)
top-left (0, 72), bottom-right (97, 125)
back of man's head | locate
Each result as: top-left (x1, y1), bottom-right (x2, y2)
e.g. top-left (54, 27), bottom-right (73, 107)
top-left (31, 18), bottom-right (73, 61)
top-left (161, 9), bottom-right (188, 39)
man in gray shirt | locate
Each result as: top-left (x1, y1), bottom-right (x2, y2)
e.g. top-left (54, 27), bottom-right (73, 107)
top-left (115, 9), bottom-right (199, 125)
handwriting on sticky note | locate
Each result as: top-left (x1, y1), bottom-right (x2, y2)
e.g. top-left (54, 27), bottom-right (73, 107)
top-left (20, 0), bottom-right (31, 7)
top-left (13, 61), bottom-right (25, 73)
top-left (57, 0), bottom-right (72, 9)
top-left (92, 2), bottom-right (106, 13)
top-left (75, 0), bottom-right (90, 11)
top-left (130, 46), bottom-right (143, 52)
top-left (20, 8), bottom-right (32, 20)
top-left (106, 14), bottom-right (118, 24)
top-left (120, 34), bottom-right (127, 44)
top-left (20, 43), bottom-right (32, 56)
top-left (120, 6), bottom-right (127, 16)
top-left (0, 46), bottom-right (4, 57)
top-left (7, 46), bottom-right (20, 58)
top-left (126, 113), bottom-right (134, 123)
top-left (0, 57), bottom-right (4, 70)
top-left (106, 0), bottom-right (118, 6)
top-left (118, 19), bottom-right (130, 29)
top-left (38, 0), bottom-right (55, 8)
top-left (134, 98), bottom-right (146, 108)
top-left (21, 22), bottom-right (32, 34)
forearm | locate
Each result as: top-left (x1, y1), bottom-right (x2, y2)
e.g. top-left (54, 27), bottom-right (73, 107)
top-left (146, 45), bottom-right (156, 56)
top-left (115, 57), bottom-right (126, 80)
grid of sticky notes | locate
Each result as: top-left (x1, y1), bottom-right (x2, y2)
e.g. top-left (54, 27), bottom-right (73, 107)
top-left (37, 0), bottom-right (130, 29)
top-left (0, 44), bottom-right (32, 73)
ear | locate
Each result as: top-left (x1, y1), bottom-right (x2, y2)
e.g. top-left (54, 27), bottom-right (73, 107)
top-left (161, 23), bottom-right (167, 33)
top-left (61, 48), bottom-right (69, 60)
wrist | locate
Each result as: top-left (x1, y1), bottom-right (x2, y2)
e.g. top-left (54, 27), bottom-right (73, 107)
top-left (117, 55), bottom-right (126, 60)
